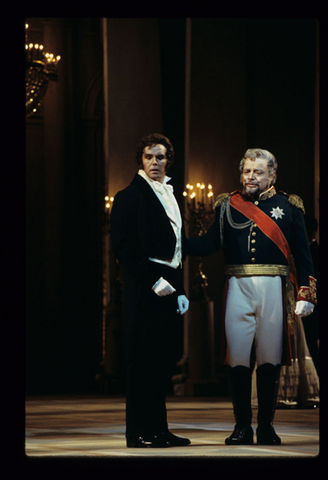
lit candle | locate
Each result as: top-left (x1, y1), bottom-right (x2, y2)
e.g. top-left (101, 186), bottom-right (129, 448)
top-left (28, 43), bottom-right (33, 62)
top-left (200, 183), bottom-right (205, 204)
top-left (208, 191), bottom-right (214, 208)
top-left (196, 183), bottom-right (201, 203)
top-left (208, 184), bottom-right (214, 207)
top-left (35, 44), bottom-right (41, 60)
top-left (25, 24), bottom-right (29, 45)
top-left (104, 196), bottom-right (110, 214)
top-left (189, 185), bottom-right (194, 202)
top-left (190, 191), bottom-right (196, 209)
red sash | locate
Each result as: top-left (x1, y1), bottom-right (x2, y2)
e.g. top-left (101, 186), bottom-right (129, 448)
top-left (230, 193), bottom-right (298, 289)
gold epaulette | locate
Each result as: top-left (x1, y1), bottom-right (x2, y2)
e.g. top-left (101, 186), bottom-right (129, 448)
top-left (214, 192), bottom-right (230, 208)
top-left (281, 192), bottom-right (305, 214)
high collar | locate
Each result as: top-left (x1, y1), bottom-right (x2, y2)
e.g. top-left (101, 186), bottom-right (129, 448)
top-left (259, 186), bottom-right (276, 200)
top-left (242, 186), bottom-right (276, 202)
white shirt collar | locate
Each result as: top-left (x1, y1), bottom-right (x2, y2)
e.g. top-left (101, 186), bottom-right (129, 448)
top-left (138, 169), bottom-right (172, 187)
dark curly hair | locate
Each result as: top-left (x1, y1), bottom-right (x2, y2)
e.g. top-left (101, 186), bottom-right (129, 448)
top-left (135, 133), bottom-right (175, 170)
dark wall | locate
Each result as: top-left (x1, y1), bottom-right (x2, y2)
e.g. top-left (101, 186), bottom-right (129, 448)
top-left (245, 18), bottom-right (316, 215)
top-left (26, 18), bottom-right (105, 394)
top-left (188, 18), bottom-right (247, 194)
top-left (159, 18), bottom-right (186, 199)
top-left (105, 18), bottom-right (163, 198)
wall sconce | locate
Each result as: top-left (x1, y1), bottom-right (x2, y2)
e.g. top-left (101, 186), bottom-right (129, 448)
top-left (25, 23), bottom-right (61, 117)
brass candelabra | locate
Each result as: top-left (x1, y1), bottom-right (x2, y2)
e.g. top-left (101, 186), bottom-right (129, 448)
top-left (183, 183), bottom-right (215, 301)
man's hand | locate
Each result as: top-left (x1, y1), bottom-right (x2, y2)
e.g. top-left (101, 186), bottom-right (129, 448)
top-left (152, 277), bottom-right (176, 296)
top-left (294, 300), bottom-right (314, 317)
top-left (177, 295), bottom-right (189, 315)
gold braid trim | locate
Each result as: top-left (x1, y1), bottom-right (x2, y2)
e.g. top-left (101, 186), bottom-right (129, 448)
top-left (214, 192), bottom-right (230, 209)
top-left (225, 264), bottom-right (289, 276)
top-left (286, 277), bottom-right (297, 334)
top-left (287, 194), bottom-right (306, 214)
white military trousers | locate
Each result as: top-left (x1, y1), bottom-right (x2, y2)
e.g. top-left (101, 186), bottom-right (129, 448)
top-left (225, 276), bottom-right (284, 368)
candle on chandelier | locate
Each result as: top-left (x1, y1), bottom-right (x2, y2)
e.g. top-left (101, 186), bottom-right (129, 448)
top-left (34, 44), bottom-right (41, 60)
top-left (105, 196), bottom-right (110, 214)
top-left (190, 191), bottom-right (196, 209)
top-left (208, 184), bottom-right (214, 207)
top-left (200, 183), bottom-right (205, 204)
top-left (28, 43), bottom-right (33, 62)
top-left (208, 191), bottom-right (214, 208)
top-left (196, 183), bottom-right (201, 204)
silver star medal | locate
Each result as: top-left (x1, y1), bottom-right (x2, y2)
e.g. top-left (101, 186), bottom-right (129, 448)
top-left (270, 206), bottom-right (285, 220)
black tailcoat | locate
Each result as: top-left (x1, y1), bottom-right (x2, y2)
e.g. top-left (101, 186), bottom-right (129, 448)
top-left (110, 173), bottom-right (186, 437)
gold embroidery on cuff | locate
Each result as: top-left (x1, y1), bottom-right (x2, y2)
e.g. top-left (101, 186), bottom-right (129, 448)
top-left (297, 276), bottom-right (317, 304)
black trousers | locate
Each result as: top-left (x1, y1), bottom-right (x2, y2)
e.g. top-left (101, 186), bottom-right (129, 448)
top-left (124, 264), bottom-right (181, 438)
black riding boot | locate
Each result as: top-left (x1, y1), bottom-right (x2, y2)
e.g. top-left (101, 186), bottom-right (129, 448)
top-left (256, 363), bottom-right (282, 445)
top-left (225, 365), bottom-right (254, 445)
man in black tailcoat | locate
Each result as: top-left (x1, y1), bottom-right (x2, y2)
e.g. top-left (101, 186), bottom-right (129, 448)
top-left (110, 133), bottom-right (190, 448)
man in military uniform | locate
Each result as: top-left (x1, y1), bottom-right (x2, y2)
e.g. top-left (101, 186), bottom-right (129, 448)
top-left (186, 148), bottom-right (317, 445)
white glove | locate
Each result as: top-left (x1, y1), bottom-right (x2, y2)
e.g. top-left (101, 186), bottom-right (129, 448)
top-left (294, 300), bottom-right (315, 317)
top-left (152, 277), bottom-right (176, 296)
top-left (177, 295), bottom-right (189, 315)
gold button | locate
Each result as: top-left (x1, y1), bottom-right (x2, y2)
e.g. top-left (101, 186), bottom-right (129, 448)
top-left (251, 239), bottom-right (256, 244)
top-left (253, 224), bottom-right (257, 227)
top-left (252, 231), bottom-right (256, 236)
top-left (251, 257), bottom-right (256, 262)
top-left (254, 201), bottom-right (259, 205)
top-left (251, 248), bottom-right (256, 253)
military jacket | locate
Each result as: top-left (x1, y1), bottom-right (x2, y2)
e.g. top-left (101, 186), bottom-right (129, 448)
top-left (186, 186), bottom-right (317, 304)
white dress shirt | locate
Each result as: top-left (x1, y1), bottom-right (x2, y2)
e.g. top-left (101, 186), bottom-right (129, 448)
top-left (138, 169), bottom-right (182, 269)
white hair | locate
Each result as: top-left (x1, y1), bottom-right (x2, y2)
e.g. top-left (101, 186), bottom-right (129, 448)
top-left (239, 148), bottom-right (278, 184)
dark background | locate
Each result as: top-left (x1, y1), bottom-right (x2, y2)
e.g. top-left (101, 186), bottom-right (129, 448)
top-left (25, 17), bottom-right (320, 395)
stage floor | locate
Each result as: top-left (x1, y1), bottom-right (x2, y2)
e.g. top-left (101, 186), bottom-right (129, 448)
top-left (25, 395), bottom-right (319, 458)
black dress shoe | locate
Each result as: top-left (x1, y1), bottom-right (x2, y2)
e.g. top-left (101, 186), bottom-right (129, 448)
top-left (160, 431), bottom-right (191, 447)
top-left (126, 435), bottom-right (171, 448)
top-left (256, 425), bottom-right (281, 445)
top-left (225, 425), bottom-right (254, 445)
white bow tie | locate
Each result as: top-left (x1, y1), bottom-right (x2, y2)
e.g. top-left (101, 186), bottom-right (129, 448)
top-left (152, 182), bottom-right (173, 195)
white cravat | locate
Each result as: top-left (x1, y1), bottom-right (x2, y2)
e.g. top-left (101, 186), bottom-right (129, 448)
top-left (138, 169), bottom-right (182, 268)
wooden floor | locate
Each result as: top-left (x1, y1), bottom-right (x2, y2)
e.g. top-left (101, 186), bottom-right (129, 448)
top-left (25, 395), bottom-right (320, 460)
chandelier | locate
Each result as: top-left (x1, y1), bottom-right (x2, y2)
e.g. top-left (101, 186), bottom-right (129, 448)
top-left (25, 23), bottom-right (61, 118)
